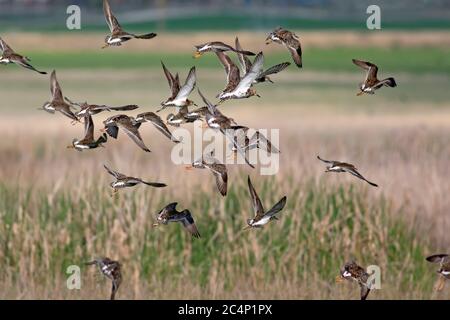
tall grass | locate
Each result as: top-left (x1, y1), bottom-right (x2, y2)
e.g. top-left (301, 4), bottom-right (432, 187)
top-left (0, 177), bottom-right (438, 299)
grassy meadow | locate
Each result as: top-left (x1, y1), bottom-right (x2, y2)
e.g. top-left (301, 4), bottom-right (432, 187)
top-left (0, 31), bottom-right (450, 299)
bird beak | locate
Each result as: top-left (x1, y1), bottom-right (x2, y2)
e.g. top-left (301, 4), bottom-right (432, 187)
top-left (101, 44), bottom-right (109, 49)
top-left (242, 225), bottom-right (252, 231)
top-left (66, 145), bottom-right (74, 149)
top-left (265, 39), bottom-right (272, 45)
top-left (152, 223), bottom-right (159, 228)
top-left (335, 275), bottom-right (345, 283)
top-left (256, 94), bottom-right (261, 98)
top-left (100, 128), bottom-right (106, 133)
top-left (356, 91), bottom-right (364, 96)
top-left (193, 51), bottom-right (202, 59)
top-left (184, 165), bottom-right (193, 171)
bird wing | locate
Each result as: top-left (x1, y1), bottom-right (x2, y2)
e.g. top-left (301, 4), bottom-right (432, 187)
top-left (221, 127), bottom-right (255, 169)
top-left (181, 211), bottom-right (201, 238)
top-left (120, 123), bottom-right (151, 152)
top-left (0, 37), bottom-right (13, 54)
top-left (352, 59), bottom-right (378, 82)
top-left (360, 284), bottom-right (371, 301)
top-left (139, 112), bottom-right (179, 142)
top-left (103, 164), bottom-right (126, 179)
top-left (103, 0), bottom-right (122, 33)
top-left (205, 162), bottom-right (228, 197)
top-left (215, 51), bottom-right (240, 92)
top-left (109, 104), bottom-right (139, 112)
top-left (345, 167), bottom-right (378, 187)
top-left (82, 114), bottom-right (94, 141)
top-left (263, 196), bottom-right (287, 219)
top-left (426, 254), bottom-right (449, 263)
top-left (259, 62), bottom-right (291, 78)
top-left (50, 70), bottom-right (64, 101)
top-left (235, 37), bottom-right (252, 74)
top-left (174, 67), bottom-right (196, 101)
top-left (316, 155), bottom-right (335, 164)
top-left (247, 176), bottom-right (265, 216)
top-left (161, 61), bottom-right (180, 98)
top-left (234, 52), bottom-right (264, 93)
top-left (197, 89), bottom-right (217, 115)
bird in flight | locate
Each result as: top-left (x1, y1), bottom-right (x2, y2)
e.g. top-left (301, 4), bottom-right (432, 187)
top-left (265, 27), bottom-right (302, 68)
top-left (67, 114), bottom-right (107, 151)
top-left (0, 37), bottom-right (47, 74)
top-left (336, 260), bottom-right (372, 300)
top-left (244, 176), bottom-right (287, 230)
top-left (103, 164), bottom-right (166, 195)
top-left (153, 202), bottom-right (201, 238)
top-left (317, 155), bottom-right (378, 187)
top-left (85, 257), bottom-right (122, 300)
top-left (102, 0), bottom-right (156, 49)
top-left (352, 59), bottom-right (397, 96)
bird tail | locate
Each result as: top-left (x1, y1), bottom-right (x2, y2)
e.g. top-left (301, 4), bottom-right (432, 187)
top-left (142, 181), bottom-right (167, 188)
top-left (384, 77), bottom-right (397, 87)
top-left (134, 32), bottom-right (157, 39)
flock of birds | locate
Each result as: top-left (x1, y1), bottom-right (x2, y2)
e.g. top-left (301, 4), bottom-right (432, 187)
top-left (1, 0), bottom-right (447, 301)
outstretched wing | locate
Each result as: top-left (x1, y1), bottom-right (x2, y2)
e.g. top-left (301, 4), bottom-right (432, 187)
top-left (235, 37), bottom-right (252, 74)
top-left (317, 155), bottom-right (335, 164)
top-left (235, 52), bottom-right (264, 93)
top-left (247, 176), bottom-right (265, 216)
top-left (181, 211), bottom-right (201, 238)
top-left (120, 123), bottom-right (151, 152)
top-left (103, 0), bottom-right (122, 33)
top-left (161, 61), bottom-right (180, 98)
top-left (259, 62), bottom-right (291, 78)
top-left (50, 70), bottom-right (63, 101)
top-left (103, 164), bottom-right (126, 179)
top-left (352, 59), bottom-right (378, 82)
top-left (263, 196), bottom-right (287, 219)
top-left (175, 67), bottom-right (196, 101)
top-left (0, 37), bottom-right (13, 54)
top-left (215, 51), bottom-right (240, 92)
top-left (205, 162), bottom-right (228, 197)
top-left (138, 112), bottom-right (179, 142)
top-left (82, 114), bottom-right (94, 141)
top-left (426, 254), bottom-right (449, 263)
top-left (346, 167), bottom-right (378, 187)
top-left (197, 89), bottom-right (216, 114)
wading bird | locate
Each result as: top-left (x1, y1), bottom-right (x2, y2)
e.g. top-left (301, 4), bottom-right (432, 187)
top-left (166, 106), bottom-right (208, 127)
top-left (336, 261), bottom-right (372, 300)
top-left (426, 254), bottom-right (450, 292)
top-left (134, 111), bottom-right (181, 143)
top-left (244, 176), bottom-right (287, 230)
top-left (193, 41), bottom-right (255, 58)
top-left (0, 37), bottom-right (47, 74)
top-left (64, 97), bottom-right (138, 117)
top-left (103, 164), bottom-right (166, 195)
top-left (185, 151), bottom-right (228, 196)
top-left (67, 114), bottom-right (107, 151)
top-left (352, 59), bottom-right (397, 96)
top-left (39, 70), bottom-right (79, 123)
top-left (158, 62), bottom-right (197, 112)
top-left (102, 0), bottom-right (156, 48)
top-left (265, 27), bottom-right (302, 68)
top-left (215, 51), bottom-right (264, 101)
top-left (235, 37), bottom-right (290, 83)
top-left (317, 155), bottom-right (378, 187)
top-left (153, 202), bottom-right (201, 238)
top-left (85, 257), bottom-right (122, 300)
top-left (102, 114), bottom-right (151, 152)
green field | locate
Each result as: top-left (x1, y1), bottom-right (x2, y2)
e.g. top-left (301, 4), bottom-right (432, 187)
top-left (9, 47), bottom-right (449, 74)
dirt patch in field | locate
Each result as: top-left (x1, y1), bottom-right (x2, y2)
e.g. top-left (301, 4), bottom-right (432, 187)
top-left (3, 30), bottom-right (450, 52)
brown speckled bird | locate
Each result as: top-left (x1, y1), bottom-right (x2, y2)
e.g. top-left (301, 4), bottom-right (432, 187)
top-left (265, 27), bottom-right (302, 68)
top-left (67, 114), bottom-right (107, 151)
top-left (85, 257), bottom-right (122, 300)
top-left (0, 37), bottom-right (46, 74)
top-left (153, 202), bottom-right (201, 238)
top-left (426, 254), bottom-right (450, 291)
top-left (352, 59), bottom-right (397, 96)
top-left (336, 260), bottom-right (372, 300)
top-left (102, 114), bottom-right (150, 152)
top-left (102, 0), bottom-right (156, 48)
